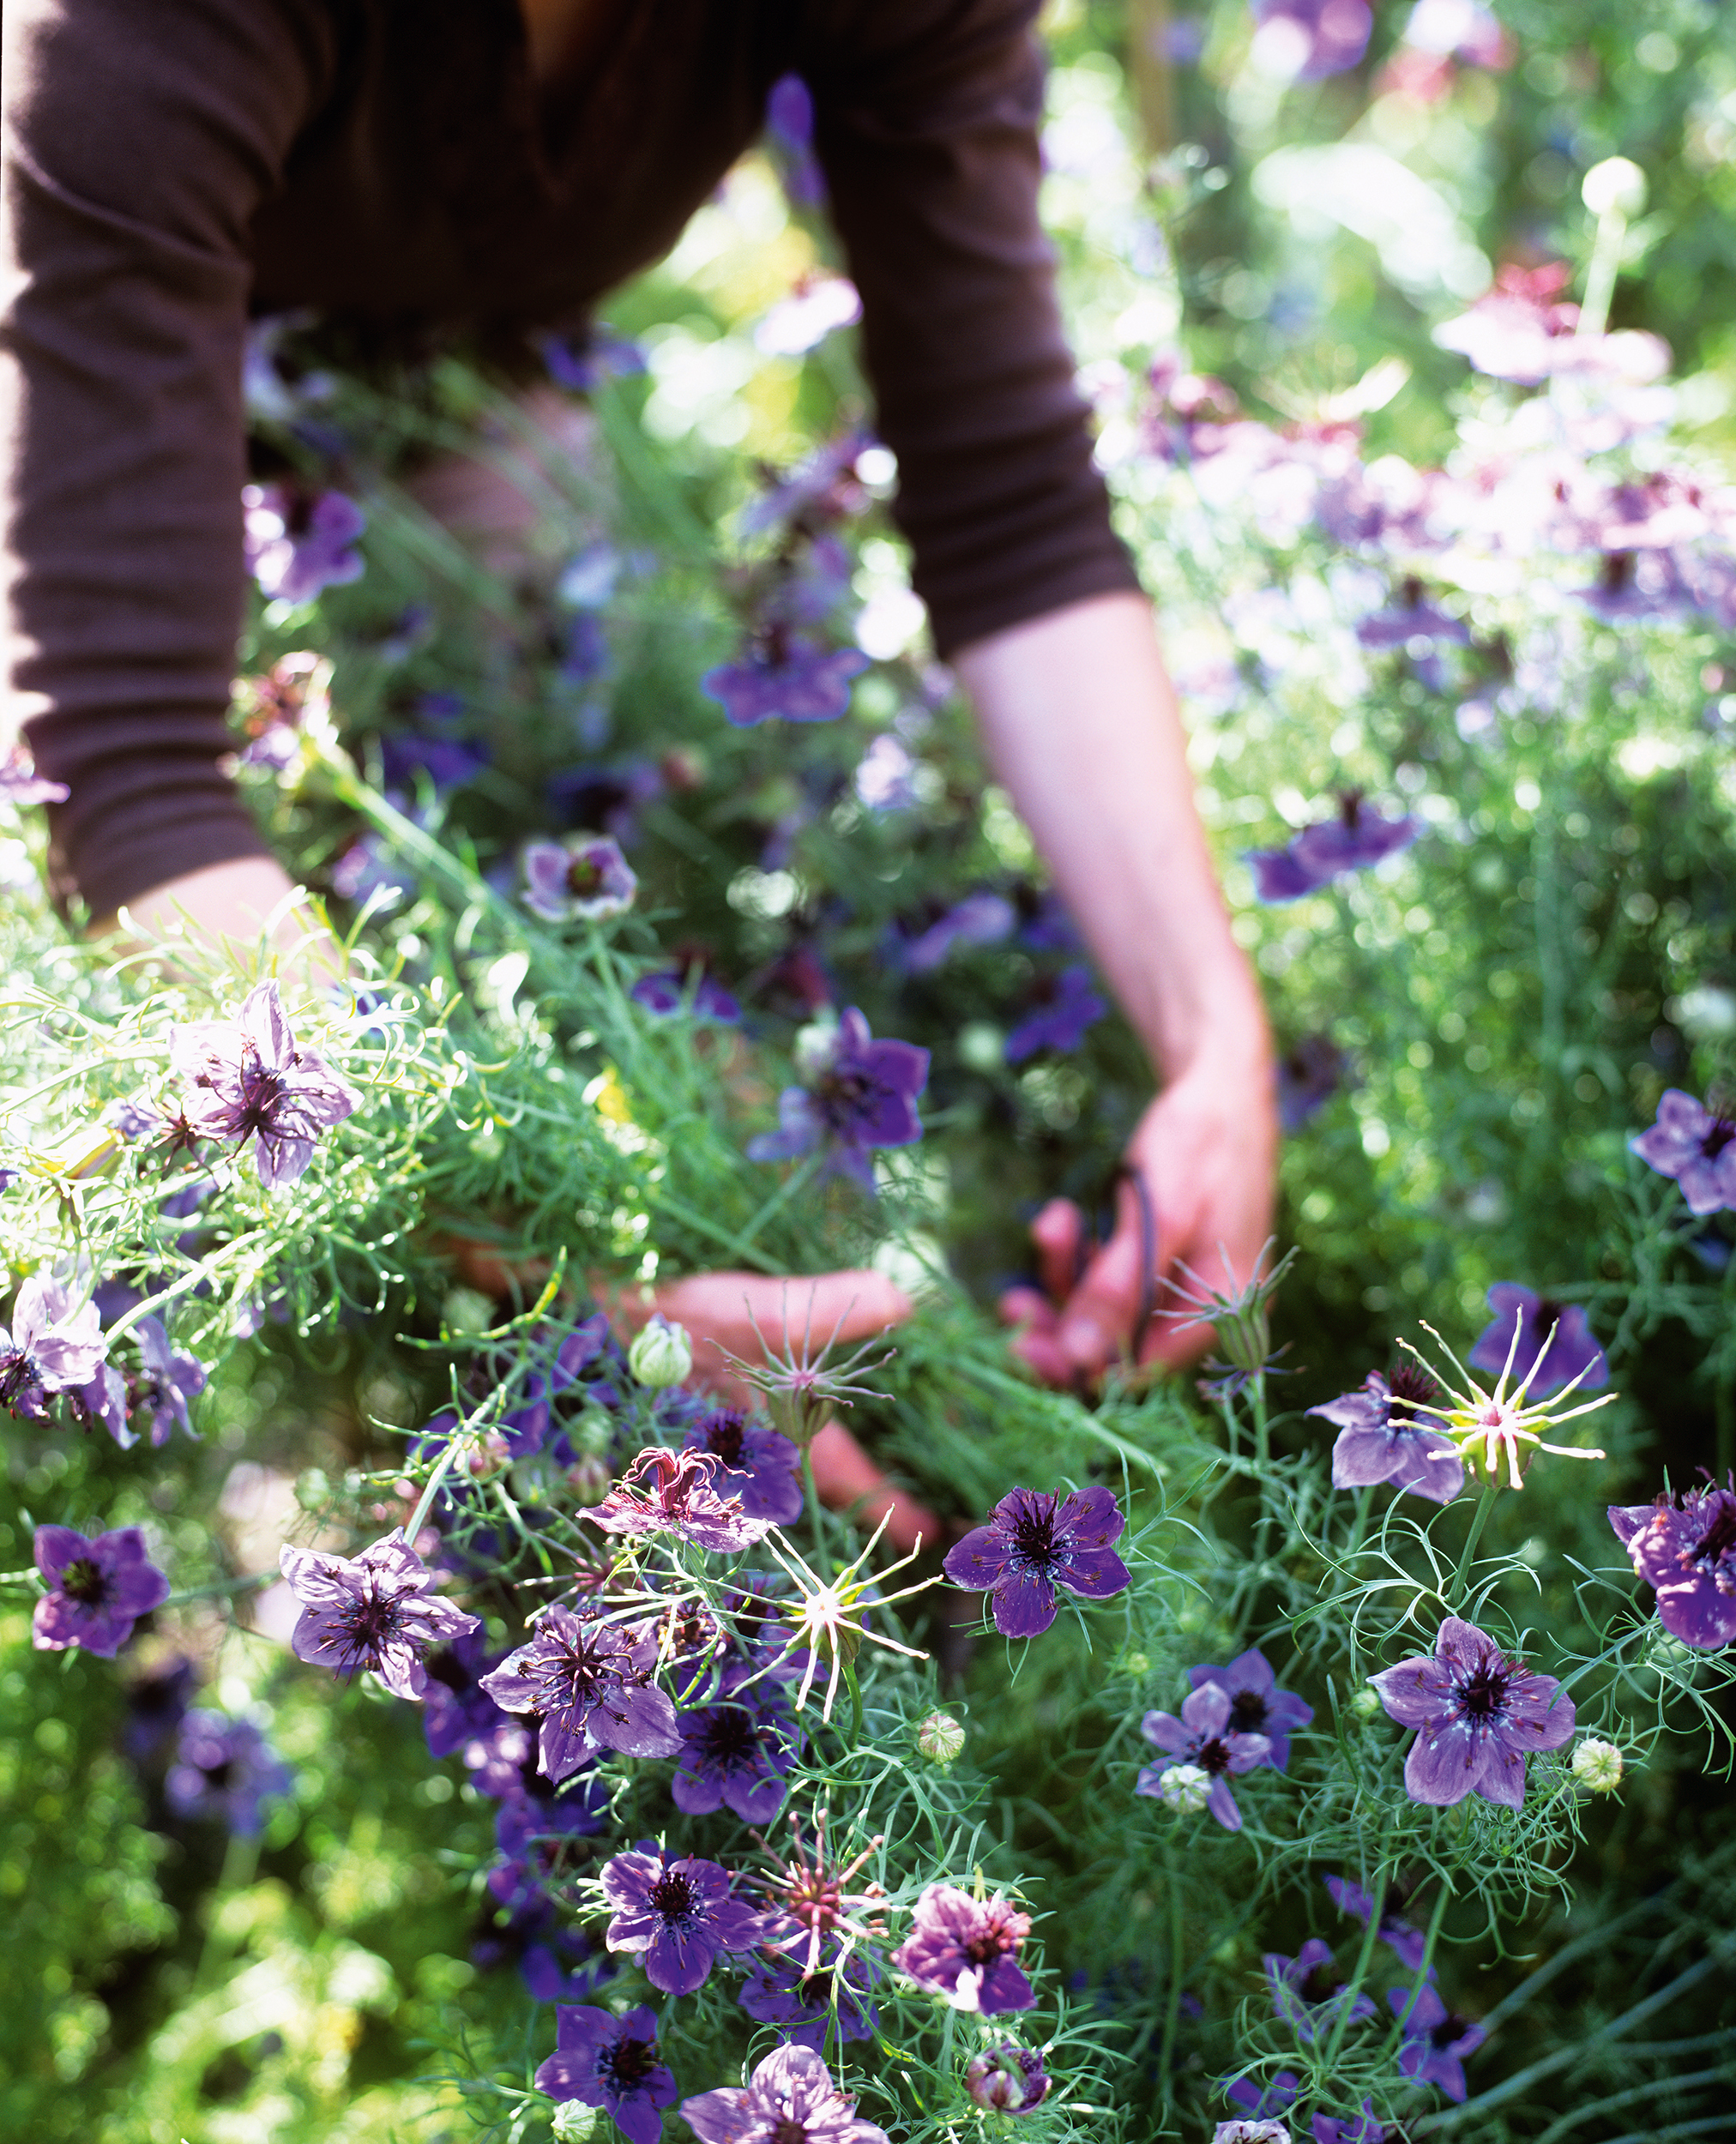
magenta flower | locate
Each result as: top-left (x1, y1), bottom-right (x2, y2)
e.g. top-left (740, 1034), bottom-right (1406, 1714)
top-left (533, 2004), bottom-right (676, 2144)
top-left (1370, 1615), bottom-right (1575, 1807)
top-left (1264, 1938), bottom-right (1378, 2042)
top-left (1608, 1480), bottom-right (1736, 1650)
top-left (682, 1406), bottom-right (804, 1526)
top-left (1004, 967), bottom-right (1108, 1063)
top-left (681, 2043), bottom-right (889, 2144)
top-left (1323, 1874), bottom-right (1428, 1972)
top-left (944, 1485), bottom-right (1130, 1639)
top-left (1136, 1683), bottom-right (1271, 1831)
top-left (1389, 1980), bottom-right (1486, 2101)
top-left (1187, 1648), bottom-right (1313, 1770)
top-left (747, 1007), bottom-right (929, 1192)
top-left (702, 634), bottom-right (868, 726)
top-left (280, 1530), bottom-right (479, 1700)
top-left (894, 1882), bottom-right (1035, 2014)
top-left (166, 1711), bottom-right (293, 1835)
top-left (1467, 1284), bottom-right (1608, 1399)
top-left (521, 834), bottom-right (638, 923)
top-left (242, 480), bottom-right (365, 604)
top-left (967, 2044), bottom-right (1052, 2114)
top-left (593, 1445), bottom-right (774, 1553)
top-left (1629, 1089), bottom-right (1736, 1213)
top-left (172, 981), bottom-right (358, 1189)
top-left (0, 1275), bottom-right (108, 1419)
top-left (600, 1842), bottom-right (763, 1996)
top-left (33, 1525), bottom-right (170, 1657)
top-left (479, 1605), bottom-right (682, 1780)
top-left (738, 1939), bottom-right (879, 2051)
top-left (1308, 1364), bottom-right (1465, 1503)
top-left (1245, 794), bottom-right (1420, 904)
top-left (672, 1665), bottom-right (799, 1822)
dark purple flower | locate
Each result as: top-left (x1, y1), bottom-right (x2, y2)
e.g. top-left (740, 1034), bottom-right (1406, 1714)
top-left (122, 1654), bottom-right (199, 1764)
top-left (1245, 794), bottom-right (1420, 904)
top-left (1323, 1875), bottom-right (1428, 1972)
top-left (682, 2043), bottom-right (890, 2144)
top-left (171, 981), bottom-right (358, 1188)
top-left (166, 1710), bottom-right (293, 1834)
top-left (379, 731), bottom-right (488, 796)
top-left (1004, 967), bottom-right (1108, 1063)
top-left (1308, 1365), bottom-right (1465, 1503)
top-left (533, 2004), bottom-right (677, 2144)
top-left (1226, 2074), bottom-right (1300, 2121)
top-left (479, 1604), bottom-right (682, 1780)
top-left (901, 894), bottom-right (1017, 974)
top-left (329, 831), bottom-right (413, 908)
top-left (0, 1275), bottom-right (107, 1418)
top-left (522, 834), bottom-right (638, 923)
top-left (672, 1665), bottom-right (799, 1822)
top-left (894, 1882), bottom-right (1035, 2014)
top-left (1251, 0), bottom-right (1372, 79)
top-left (33, 1525), bottom-right (170, 1657)
top-left (765, 72), bottom-right (827, 208)
top-left (421, 1629), bottom-right (511, 1759)
top-left (0, 746), bottom-right (69, 806)
top-left (966, 2044), bottom-right (1051, 2113)
top-left (702, 635), bottom-right (868, 726)
top-left (242, 480), bottom-right (365, 604)
top-left (682, 1406), bottom-right (804, 1526)
top-left (1263, 1938), bottom-right (1378, 2042)
top-left (537, 322), bottom-right (646, 392)
top-left (1370, 1614), bottom-right (1575, 1807)
top-left (1609, 1480), bottom-right (1736, 1650)
top-left (279, 1529), bottom-right (480, 1701)
top-left (1629, 1089), bottom-right (1736, 1213)
top-left (600, 1842), bottom-right (763, 1996)
top-left (1136, 1683), bottom-right (1271, 1831)
top-left (1389, 1980), bottom-right (1486, 2102)
top-left (1312, 2101), bottom-right (1386, 2143)
top-left (594, 1445), bottom-right (774, 1553)
top-left (747, 1007), bottom-right (929, 1192)
top-left (1467, 1284), bottom-right (1608, 1399)
top-left (738, 1938), bottom-right (879, 2051)
top-left (944, 1485), bottom-right (1130, 1639)
top-left (1187, 1647), bottom-right (1313, 1770)
top-left (1277, 1033), bottom-right (1352, 1130)
top-left (631, 968), bottom-right (743, 1023)
top-left (130, 1316), bottom-right (208, 1446)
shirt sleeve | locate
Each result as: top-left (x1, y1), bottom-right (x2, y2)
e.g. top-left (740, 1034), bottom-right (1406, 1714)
top-left (806, 0), bottom-right (1140, 660)
top-left (0, 0), bottom-right (332, 915)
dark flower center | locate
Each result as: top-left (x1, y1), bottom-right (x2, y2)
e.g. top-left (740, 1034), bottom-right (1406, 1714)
top-left (815, 1065), bottom-right (883, 1135)
top-left (963, 1921), bottom-right (1016, 1965)
top-left (1195, 1734), bottom-right (1233, 1775)
top-left (1432, 2012), bottom-right (1470, 2050)
top-left (697, 1709), bottom-right (763, 1768)
top-left (797, 1967), bottom-right (835, 2007)
top-left (1299, 1960), bottom-right (1341, 2006)
top-left (1386, 1359), bottom-right (1441, 1418)
top-left (599, 2033), bottom-right (659, 2092)
top-left (1007, 1502), bottom-right (1059, 1574)
top-left (232, 1048), bottom-right (291, 1136)
top-left (703, 1410), bottom-right (747, 1466)
top-left (1689, 1497), bottom-right (1736, 1569)
top-left (546, 1624), bottom-right (630, 1708)
top-left (1701, 1117), bottom-right (1736, 1159)
top-left (59, 1557), bottom-right (111, 1606)
top-left (649, 1870), bottom-right (697, 1922)
top-left (0, 1346), bottom-right (42, 1407)
top-left (771, 2123), bottom-right (808, 2144)
top-left (1228, 1690), bottom-right (1270, 1735)
top-left (338, 1583), bottom-right (405, 1660)
top-left (1455, 1665), bottom-right (1510, 1719)
top-left (566, 855), bottom-right (605, 898)
top-left (1337, 787), bottom-right (1365, 829)
top-left (202, 1758), bottom-right (237, 1790)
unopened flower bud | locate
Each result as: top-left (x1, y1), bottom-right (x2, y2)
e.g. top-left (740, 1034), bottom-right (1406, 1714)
top-left (628, 1314), bottom-right (691, 1389)
top-left (1571, 1737), bottom-right (1624, 1792)
top-left (441, 1286), bottom-right (497, 1336)
top-left (916, 1711), bottom-right (966, 1766)
top-left (564, 1454), bottom-right (612, 1505)
top-left (550, 2103), bottom-right (600, 2144)
top-left (1582, 156), bottom-right (1647, 219)
top-left (1156, 1762), bottom-right (1212, 1813)
top-left (573, 1407), bottom-right (617, 1459)
top-left (1119, 1649), bottom-right (1151, 1678)
top-left (1349, 1685), bottom-right (1383, 1721)
top-left (966, 2043), bottom-right (1051, 2114)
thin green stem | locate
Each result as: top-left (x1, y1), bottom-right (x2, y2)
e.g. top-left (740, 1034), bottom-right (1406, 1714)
top-left (1322, 1864), bottom-right (1388, 2070)
top-left (1448, 1479), bottom-right (1503, 1610)
top-left (1159, 1842), bottom-right (1184, 2109)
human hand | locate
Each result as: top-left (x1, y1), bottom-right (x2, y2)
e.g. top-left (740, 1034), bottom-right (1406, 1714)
top-left (89, 857), bottom-right (346, 990)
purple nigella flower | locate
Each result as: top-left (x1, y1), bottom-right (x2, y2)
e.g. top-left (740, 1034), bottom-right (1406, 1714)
top-left (1263, 1939), bottom-right (1378, 2042)
top-left (1, 1274), bottom-right (107, 1419)
top-left (1186, 1647), bottom-right (1313, 1770)
top-left (1323, 1875), bottom-right (1428, 1972)
top-left (33, 1525), bottom-right (170, 1657)
top-left (1608, 1480), bottom-right (1736, 1650)
top-left (1136, 1684), bottom-right (1271, 1830)
top-left (747, 1007), bottom-right (929, 1193)
top-left (944, 1485), bottom-right (1130, 1639)
top-left (171, 981), bottom-right (358, 1189)
top-left (1312, 2102), bottom-right (1385, 2143)
top-left (631, 968), bottom-right (743, 1022)
top-left (421, 1629), bottom-right (510, 1759)
top-left (682, 2043), bottom-right (890, 2144)
top-left (242, 480), bottom-right (366, 604)
top-left (278, 1529), bottom-right (479, 1701)
top-left (966, 2044), bottom-right (1051, 2114)
top-left (600, 1842), bottom-right (763, 1996)
top-left (902, 893), bottom-right (1017, 974)
top-left (894, 1882), bottom-right (1035, 2014)
top-left (594, 1445), bottom-right (774, 1553)
top-left (1251, 0), bottom-right (1372, 79)
top-left (739, 1938), bottom-right (879, 2051)
top-left (1004, 966), bottom-right (1108, 1063)
top-left (1467, 1284), bottom-right (1608, 1399)
top-left (1389, 1980), bottom-right (1486, 2102)
top-left (1308, 1364), bottom-right (1465, 1504)
top-left (166, 1710), bottom-right (293, 1834)
top-left (479, 1604), bottom-right (682, 1780)
top-left (521, 834), bottom-right (638, 923)
top-left (1370, 1615), bottom-right (1575, 1807)
top-left (1246, 794), bottom-right (1420, 904)
top-left (1277, 1033), bottom-right (1352, 1131)
top-left (702, 633), bottom-right (868, 726)
top-left (672, 1665), bottom-right (799, 1822)
top-left (0, 746), bottom-right (69, 805)
top-left (533, 2004), bottom-right (678, 2144)
top-left (682, 1406), bottom-right (804, 1526)
top-left (1226, 2074), bottom-right (1300, 2121)
top-left (130, 1316), bottom-right (208, 1445)
top-left (1629, 1089), bottom-right (1736, 1213)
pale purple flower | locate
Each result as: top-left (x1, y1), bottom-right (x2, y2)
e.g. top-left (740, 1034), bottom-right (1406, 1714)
top-left (682, 1406), bottom-right (804, 1525)
top-left (1246, 794), bottom-right (1420, 904)
top-left (594, 1445), bottom-right (774, 1552)
top-left (1214, 2124), bottom-right (1291, 2144)
top-left (171, 981), bottom-right (358, 1188)
top-left (421, 1629), bottom-right (510, 1759)
top-left (902, 893), bottom-right (1017, 973)
top-left (1263, 1939), bottom-right (1378, 2042)
top-left (632, 968), bottom-right (742, 1022)
top-left (1308, 1364), bottom-right (1465, 1503)
top-left (166, 1710), bottom-right (293, 1834)
top-left (1468, 1284), bottom-right (1608, 1398)
top-left (944, 1485), bottom-right (1130, 1639)
top-left (479, 1604), bottom-right (682, 1780)
top-left (1277, 1033), bottom-right (1352, 1131)
top-left (33, 1524), bottom-right (170, 1657)
top-left (1608, 1480), bottom-right (1736, 1650)
top-left (521, 834), bottom-right (638, 923)
top-left (1226, 2074), bottom-right (1300, 2122)
top-left (1629, 1089), bottom-right (1736, 1213)
top-left (279, 1529), bottom-right (479, 1701)
top-left (854, 733), bottom-right (920, 810)
top-left (1323, 1874), bottom-right (1428, 1972)
top-left (1136, 1683), bottom-right (1271, 1831)
top-left (738, 1939), bottom-right (879, 2051)
top-left (0, 1275), bottom-right (107, 1418)
top-left (1389, 1980), bottom-right (1486, 2101)
top-left (537, 323), bottom-right (646, 392)
top-left (69, 1361), bottom-right (134, 1448)
top-left (0, 747), bottom-right (69, 806)
top-left (1187, 1647), bottom-right (1313, 1770)
top-left (1370, 1615), bottom-right (1575, 1807)
top-left (682, 2044), bottom-right (889, 2144)
top-left (748, 1007), bottom-right (929, 1192)
top-left (1251, 0), bottom-right (1372, 80)
top-left (1004, 967), bottom-right (1108, 1063)
top-left (702, 634), bottom-right (868, 726)
top-left (600, 1842), bottom-right (763, 1996)
top-left (131, 1316), bottom-right (208, 1446)
top-left (533, 2004), bottom-right (677, 2144)
top-left (242, 481), bottom-right (365, 603)
top-left (894, 1883), bottom-right (1035, 2014)
top-left (966, 2044), bottom-right (1051, 2113)
top-left (1432, 263), bottom-right (1581, 384)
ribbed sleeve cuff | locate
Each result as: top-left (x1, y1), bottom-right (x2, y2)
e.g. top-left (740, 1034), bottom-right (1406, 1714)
top-left (44, 763), bottom-right (270, 920)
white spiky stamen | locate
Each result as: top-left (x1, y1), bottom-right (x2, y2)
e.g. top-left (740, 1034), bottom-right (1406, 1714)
top-left (743, 1510), bottom-right (937, 1723)
top-left (1398, 1313), bottom-right (1614, 1490)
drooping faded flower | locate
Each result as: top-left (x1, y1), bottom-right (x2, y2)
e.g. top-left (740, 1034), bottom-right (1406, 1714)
top-left (1629, 1088), bottom-right (1736, 1213)
top-left (593, 1445), bottom-right (772, 1554)
top-left (0, 1274), bottom-right (107, 1418)
top-left (1136, 1684), bottom-right (1271, 1831)
top-left (243, 480), bottom-right (366, 603)
top-left (747, 1007), bottom-right (929, 1191)
top-left (1608, 1479), bottom-right (1736, 1650)
top-left (533, 2003), bottom-right (678, 2144)
top-left (895, 1882), bottom-right (1036, 2015)
top-left (701, 632), bottom-right (868, 727)
top-left (967, 2044), bottom-right (1052, 2114)
top-left (279, 1530), bottom-right (479, 1701)
top-left (600, 1842), bottom-right (763, 1996)
top-left (1263, 1939), bottom-right (1378, 2043)
top-left (480, 1604), bottom-right (682, 1779)
top-left (172, 981), bottom-right (358, 1189)
top-left (1388, 1980), bottom-right (1486, 2101)
top-left (166, 1710), bottom-right (293, 1834)
top-left (1308, 1364), bottom-right (1465, 1503)
top-left (1245, 793), bottom-right (1419, 904)
top-left (1187, 1648), bottom-right (1313, 1770)
top-left (1370, 1614), bottom-right (1575, 1806)
top-left (1323, 1874), bottom-right (1428, 1972)
top-left (1467, 1284), bottom-right (1607, 1399)
top-left (1004, 966), bottom-right (1108, 1063)
top-left (521, 834), bottom-right (638, 923)
top-left (945, 1485), bottom-right (1130, 1640)
top-left (33, 1524), bottom-right (170, 1657)
top-left (760, 1516), bottom-right (937, 1722)
top-left (738, 1939), bottom-right (879, 2051)
top-left (682, 1406), bottom-right (804, 1526)
top-left (672, 1666), bottom-right (799, 1823)
top-left (681, 2043), bottom-right (890, 2144)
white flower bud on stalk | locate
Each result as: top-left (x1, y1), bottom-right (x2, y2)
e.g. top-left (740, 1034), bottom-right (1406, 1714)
top-left (628, 1313), bottom-right (691, 1388)
top-left (916, 1711), bottom-right (966, 1765)
top-left (1571, 1737), bottom-right (1624, 1792)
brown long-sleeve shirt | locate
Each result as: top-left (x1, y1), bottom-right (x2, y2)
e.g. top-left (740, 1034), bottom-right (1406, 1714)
top-left (1, 0), bottom-right (1138, 915)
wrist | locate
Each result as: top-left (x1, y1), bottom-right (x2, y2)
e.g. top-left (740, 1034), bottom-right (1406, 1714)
top-left (1136, 937), bottom-right (1269, 1086)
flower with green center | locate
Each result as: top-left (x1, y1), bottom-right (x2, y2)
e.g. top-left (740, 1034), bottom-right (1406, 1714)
top-left (753, 1512), bottom-right (937, 1722)
top-left (1395, 1320), bottom-right (1613, 1490)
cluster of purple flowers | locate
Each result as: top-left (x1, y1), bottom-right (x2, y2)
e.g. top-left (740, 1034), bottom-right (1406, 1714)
top-left (1136, 1647), bottom-right (1312, 1831)
top-left (748, 1007), bottom-right (930, 1192)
